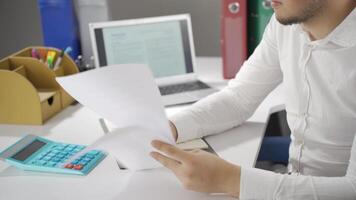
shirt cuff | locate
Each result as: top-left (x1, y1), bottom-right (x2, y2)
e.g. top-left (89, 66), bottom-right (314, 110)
top-left (169, 111), bottom-right (201, 143)
top-left (240, 167), bottom-right (281, 200)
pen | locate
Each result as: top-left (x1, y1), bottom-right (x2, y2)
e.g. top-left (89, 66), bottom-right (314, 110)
top-left (53, 46), bottom-right (73, 70)
top-left (53, 49), bottom-right (65, 71)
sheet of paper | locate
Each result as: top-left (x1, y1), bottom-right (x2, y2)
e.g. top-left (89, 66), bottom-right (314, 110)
top-left (56, 64), bottom-right (174, 170)
top-left (103, 119), bottom-right (209, 150)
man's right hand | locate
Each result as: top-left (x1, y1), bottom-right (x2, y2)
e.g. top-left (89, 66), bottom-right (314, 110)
top-left (169, 121), bottom-right (178, 142)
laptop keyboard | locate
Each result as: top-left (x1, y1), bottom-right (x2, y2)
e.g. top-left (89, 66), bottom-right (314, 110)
top-left (159, 81), bottom-right (211, 96)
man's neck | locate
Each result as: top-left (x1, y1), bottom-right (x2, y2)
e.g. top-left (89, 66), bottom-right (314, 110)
top-left (301, 3), bottom-right (355, 41)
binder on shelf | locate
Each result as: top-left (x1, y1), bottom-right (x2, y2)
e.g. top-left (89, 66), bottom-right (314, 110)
top-left (38, 0), bottom-right (81, 59)
top-left (0, 47), bottom-right (79, 125)
top-left (75, 0), bottom-right (110, 64)
top-left (221, 0), bottom-right (248, 79)
top-left (248, 0), bottom-right (274, 56)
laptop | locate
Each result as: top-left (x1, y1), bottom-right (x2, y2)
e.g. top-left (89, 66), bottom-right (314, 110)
top-left (89, 14), bottom-right (218, 106)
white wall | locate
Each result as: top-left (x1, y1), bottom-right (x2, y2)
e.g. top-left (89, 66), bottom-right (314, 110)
top-left (0, 0), bottom-right (43, 58)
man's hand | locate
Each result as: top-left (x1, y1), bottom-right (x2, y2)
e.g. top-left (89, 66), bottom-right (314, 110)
top-left (150, 140), bottom-right (241, 198)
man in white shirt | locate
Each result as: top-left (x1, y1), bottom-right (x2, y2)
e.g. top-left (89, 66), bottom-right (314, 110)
top-left (150, 0), bottom-right (356, 199)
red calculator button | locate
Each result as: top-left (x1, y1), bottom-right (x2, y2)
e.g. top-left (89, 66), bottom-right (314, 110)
top-left (73, 165), bottom-right (83, 170)
top-left (65, 164), bottom-right (74, 169)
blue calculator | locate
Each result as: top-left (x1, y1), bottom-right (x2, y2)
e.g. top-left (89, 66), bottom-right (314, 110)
top-left (0, 135), bottom-right (106, 175)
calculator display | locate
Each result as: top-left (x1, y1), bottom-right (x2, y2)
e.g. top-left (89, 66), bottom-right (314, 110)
top-left (11, 140), bottom-right (46, 161)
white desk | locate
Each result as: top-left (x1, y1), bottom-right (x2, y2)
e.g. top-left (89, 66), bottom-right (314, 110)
top-left (0, 57), bottom-right (283, 200)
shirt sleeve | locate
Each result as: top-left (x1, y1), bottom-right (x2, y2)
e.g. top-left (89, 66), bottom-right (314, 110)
top-left (170, 15), bottom-right (283, 143)
top-left (240, 135), bottom-right (356, 200)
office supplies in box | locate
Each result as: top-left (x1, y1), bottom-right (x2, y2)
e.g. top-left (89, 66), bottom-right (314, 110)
top-left (0, 47), bottom-right (79, 125)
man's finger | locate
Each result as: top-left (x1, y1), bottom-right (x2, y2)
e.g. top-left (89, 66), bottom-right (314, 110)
top-left (151, 140), bottom-right (190, 162)
top-left (150, 151), bottom-right (181, 171)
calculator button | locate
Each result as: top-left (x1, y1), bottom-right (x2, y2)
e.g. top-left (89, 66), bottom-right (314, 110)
top-left (78, 161), bottom-right (88, 166)
top-left (85, 155), bottom-right (95, 159)
top-left (36, 160), bottom-right (47, 166)
top-left (83, 158), bottom-right (92, 162)
top-left (39, 153), bottom-right (47, 158)
top-left (45, 162), bottom-right (57, 167)
top-left (48, 153), bottom-right (56, 157)
top-left (57, 154), bottom-right (64, 158)
top-left (64, 146), bottom-right (73, 150)
top-left (88, 150), bottom-right (99, 155)
top-left (31, 160), bottom-right (44, 165)
top-left (63, 150), bottom-right (72, 154)
top-left (65, 163), bottom-right (74, 169)
top-left (59, 152), bottom-right (67, 157)
top-left (72, 159), bottom-right (80, 165)
top-left (66, 145), bottom-right (75, 149)
top-left (43, 157), bottom-right (51, 161)
top-left (73, 148), bottom-right (81, 153)
top-left (73, 165), bottom-right (83, 170)
top-left (77, 146), bottom-right (85, 150)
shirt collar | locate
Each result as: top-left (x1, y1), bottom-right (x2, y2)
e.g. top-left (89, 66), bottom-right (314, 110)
top-left (296, 8), bottom-right (356, 48)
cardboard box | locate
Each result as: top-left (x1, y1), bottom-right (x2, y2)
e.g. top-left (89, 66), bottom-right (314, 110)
top-left (0, 47), bottom-right (79, 125)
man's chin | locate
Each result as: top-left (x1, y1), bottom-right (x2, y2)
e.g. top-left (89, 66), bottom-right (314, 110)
top-left (275, 14), bottom-right (301, 25)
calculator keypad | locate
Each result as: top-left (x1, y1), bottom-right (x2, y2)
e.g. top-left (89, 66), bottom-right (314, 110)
top-left (30, 144), bottom-right (86, 168)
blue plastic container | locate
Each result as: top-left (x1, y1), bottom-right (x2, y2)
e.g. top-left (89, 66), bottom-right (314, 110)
top-left (38, 0), bottom-right (81, 59)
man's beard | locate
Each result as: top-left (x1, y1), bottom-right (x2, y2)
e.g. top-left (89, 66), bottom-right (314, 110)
top-left (276, 0), bottom-right (325, 25)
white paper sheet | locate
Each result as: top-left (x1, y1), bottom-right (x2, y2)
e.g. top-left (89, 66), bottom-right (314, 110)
top-left (102, 119), bottom-right (209, 150)
top-left (56, 64), bottom-right (174, 170)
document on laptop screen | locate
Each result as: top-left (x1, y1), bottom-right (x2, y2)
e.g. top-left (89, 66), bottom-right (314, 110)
top-left (101, 21), bottom-right (187, 78)
top-left (56, 64), bottom-right (175, 170)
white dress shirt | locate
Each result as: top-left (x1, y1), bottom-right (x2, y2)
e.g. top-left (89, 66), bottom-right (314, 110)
top-left (170, 8), bottom-right (356, 200)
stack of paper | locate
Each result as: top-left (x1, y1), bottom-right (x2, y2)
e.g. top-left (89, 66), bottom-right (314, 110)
top-left (56, 64), bottom-right (174, 170)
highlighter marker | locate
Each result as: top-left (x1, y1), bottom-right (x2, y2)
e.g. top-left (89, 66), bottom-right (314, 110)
top-left (38, 49), bottom-right (47, 63)
top-left (46, 51), bottom-right (56, 69)
top-left (31, 48), bottom-right (37, 59)
top-left (64, 46), bottom-right (72, 55)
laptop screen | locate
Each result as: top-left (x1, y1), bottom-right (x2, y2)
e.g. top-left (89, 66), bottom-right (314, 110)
top-left (93, 18), bottom-right (194, 78)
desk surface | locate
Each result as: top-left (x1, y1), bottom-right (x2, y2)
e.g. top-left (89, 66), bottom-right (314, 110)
top-left (0, 57), bottom-right (283, 200)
